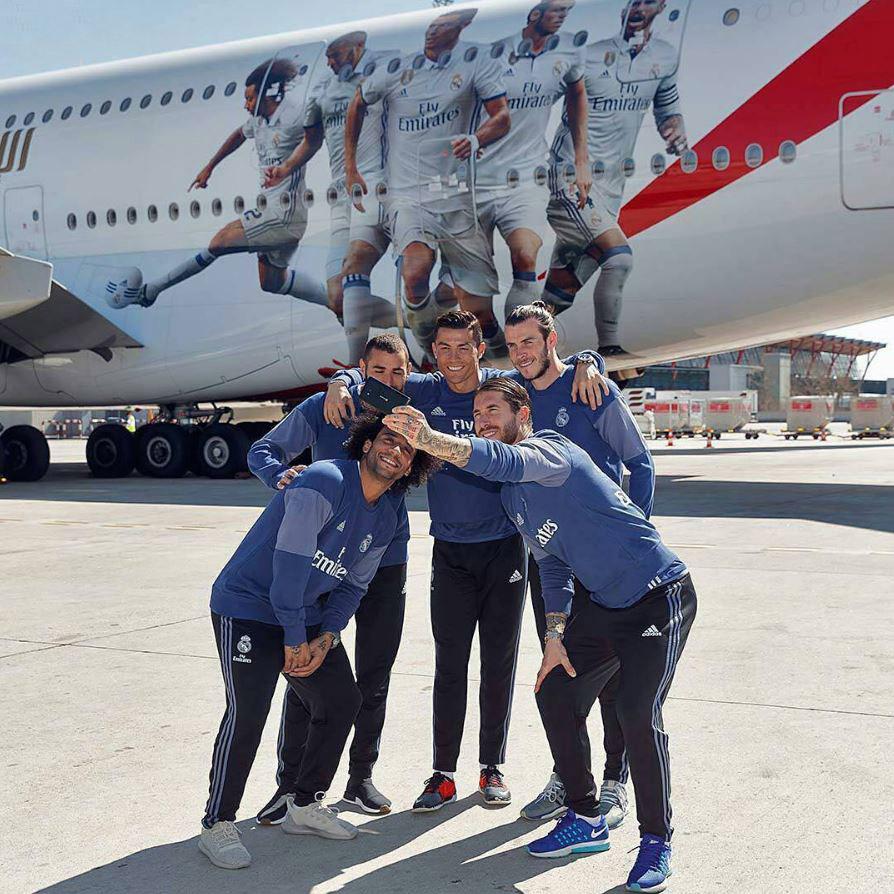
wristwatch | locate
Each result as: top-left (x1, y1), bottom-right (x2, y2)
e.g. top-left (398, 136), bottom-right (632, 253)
top-left (543, 629), bottom-right (564, 645)
top-left (322, 630), bottom-right (341, 649)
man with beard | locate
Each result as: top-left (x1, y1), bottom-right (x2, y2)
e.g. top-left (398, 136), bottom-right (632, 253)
top-left (544, 0), bottom-right (687, 360)
top-left (383, 381), bottom-right (695, 894)
top-left (503, 300), bottom-right (654, 827)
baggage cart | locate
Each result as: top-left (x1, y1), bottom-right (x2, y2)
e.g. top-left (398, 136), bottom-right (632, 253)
top-left (849, 395), bottom-right (894, 439)
top-left (783, 395), bottom-right (834, 439)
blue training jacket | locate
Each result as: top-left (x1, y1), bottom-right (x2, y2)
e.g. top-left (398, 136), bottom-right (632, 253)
top-left (211, 459), bottom-right (398, 645)
top-left (247, 391), bottom-right (410, 567)
top-left (464, 430), bottom-right (686, 613)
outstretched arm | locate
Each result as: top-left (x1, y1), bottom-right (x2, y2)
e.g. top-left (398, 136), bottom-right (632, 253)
top-left (190, 127), bottom-right (246, 190)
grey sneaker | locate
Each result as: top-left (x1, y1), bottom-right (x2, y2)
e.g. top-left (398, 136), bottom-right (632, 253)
top-left (479, 765), bottom-right (512, 805)
top-left (198, 821), bottom-right (251, 869)
top-left (519, 772), bottom-right (567, 821)
top-left (598, 779), bottom-right (629, 829)
top-left (283, 793), bottom-right (358, 840)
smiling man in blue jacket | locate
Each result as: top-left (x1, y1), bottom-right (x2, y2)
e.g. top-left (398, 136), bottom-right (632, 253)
top-left (198, 414), bottom-right (439, 871)
top-left (383, 379), bottom-right (696, 894)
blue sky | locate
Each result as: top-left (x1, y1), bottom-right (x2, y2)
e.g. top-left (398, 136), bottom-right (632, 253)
top-left (2, 0), bottom-right (892, 378)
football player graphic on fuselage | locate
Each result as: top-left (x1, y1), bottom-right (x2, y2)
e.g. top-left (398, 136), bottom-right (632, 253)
top-left (265, 32), bottom-right (400, 364)
top-left (543, 0), bottom-right (687, 363)
top-left (343, 7), bottom-right (511, 361)
top-left (106, 57), bottom-right (331, 314)
top-left (454, 0), bottom-right (591, 360)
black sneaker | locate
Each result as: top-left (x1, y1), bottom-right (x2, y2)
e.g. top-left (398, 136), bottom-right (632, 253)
top-left (343, 777), bottom-right (392, 814)
top-left (256, 789), bottom-right (293, 825)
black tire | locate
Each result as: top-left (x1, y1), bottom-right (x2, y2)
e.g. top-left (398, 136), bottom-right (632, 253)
top-left (236, 420), bottom-right (274, 444)
top-left (134, 423), bottom-right (190, 478)
top-left (714, 432), bottom-right (721, 440)
top-left (1, 425), bottom-right (51, 481)
top-left (187, 428), bottom-right (205, 476)
top-left (196, 423), bottom-right (250, 478)
top-left (86, 424), bottom-right (135, 478)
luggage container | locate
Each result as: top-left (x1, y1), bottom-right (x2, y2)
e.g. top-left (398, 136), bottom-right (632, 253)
top-left (783, 395), bottom-right (834, 439)
top-left (703, 396), bottom-right (753, 438)
top-left (849, 395), bottom-right (894, 439)
top-left (643, 399), bottom-right (688, 437)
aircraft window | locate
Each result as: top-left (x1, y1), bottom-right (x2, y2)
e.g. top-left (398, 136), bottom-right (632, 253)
top-left (622, 157), bottom-right (636, 178)
top-left (517, 39), bottom-right (533, 57)
top-left (120, 97), bottom-right (132, 112)
top-left (32, 209), bottom-right (40, 222)
top-left (463, 47), bottom-right (477, 63)
top-left (212, 198), bottom-right (222, 216)
top-left (161, 91), bottom-right (173, 106)
top-left (650, 154), bottom-right (666, 175)
top-left (24, 112), bottom-right (35, 125)
top-left (573, 30), bottom-right (588, 47)
top-left (86, 211), bottom-right (97, 228)
top-left (190, 200), bottom-right (201, 218)
top-left (234, 196), bottom-right (245, 213)
top-left (374, 182), bottom-right (387, 201)
top-left (779, 140), bottom-right (797, 163)
top-left (364, 61), bottom-right (377, 76)
top-left (280, 192), bottom-right (291, 209)
top-left (562, 162), bottom-right (576, 185)
top-left (42, 109), bottom-right (53, 123)
top-left (147, 204), bottom-right (158, 222)
top-left (203, 85), bottom-right (215, 100)
top-left (789, 0), bottom-right (806, 15)
top-left (107, 209), bottom-right (117, 227)
top-left (437, 51), bottom-right (452, 68)
top-left (5, 114), bottom-right (15, 128)
top-left (592, 159), bottom-right (605, 180)
top-left (127, 206), bottom-right (137, 224)
top-left (304, 188), bottom-right (315, 207)
top-left (490, 42), bottom-right (505, 59)
top-left (506, 168), bottom-right (520, 189)
top-left (545, 34), bottom-right (560, 52)
top-left (412, 54), bottom-right (425, 70)
top-left (61, 106), bottom-right (73, 120)
top-left (326, 186), bottom-right (339, 206)
top-left (745, 142), bottom-right (763, 168)
top-left (533, 165), bottom-right (547, 187)
top-left (136, 94), bottom-right (150, 110)
top-left (169, 202), bottom-right (180, 221)
top-left (181, 88), bottom-right (194, 103)
top-left (224, 81), bottom-right (237, 96)
top-left (67, 213), bottom-right (77, 230)
top-left (387, 58), bottom-right (401, 74)
top-left (723, 8), bottom-right (740, 26)
top-left (100, 101), bottom-right (111, 115)
top-left (80, 103), bottom-right (92, 118)
top-left (338, 65), bottom-right (354, 83)
top-left (298, 65), bottom-right (309, 77)
top-left (681, 150), bottom-right (698, 173)
top-left (712, 146), bottom-right (730, 171)
top-left (257, 194), bottom-right (268, 211)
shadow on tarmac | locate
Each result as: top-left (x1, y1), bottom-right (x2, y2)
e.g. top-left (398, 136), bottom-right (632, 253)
top-left (36, 794), bottom-right (625, 894)
top-left (6, 459), bottom-right (893, 534)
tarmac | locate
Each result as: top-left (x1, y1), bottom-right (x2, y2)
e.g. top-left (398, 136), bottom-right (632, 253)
top-left (2, 432), bottom-right (893, 894)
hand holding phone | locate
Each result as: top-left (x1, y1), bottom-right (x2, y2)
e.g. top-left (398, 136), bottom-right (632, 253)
top-left (360, 378), bottom-right (411, 415)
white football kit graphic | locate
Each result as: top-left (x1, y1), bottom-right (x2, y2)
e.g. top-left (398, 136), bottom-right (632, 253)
top-left (549, 32), bottom-right (682, 267)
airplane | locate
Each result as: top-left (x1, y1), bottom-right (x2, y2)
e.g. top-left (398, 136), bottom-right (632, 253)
top-left (1, 0), bottom-right (892, 483)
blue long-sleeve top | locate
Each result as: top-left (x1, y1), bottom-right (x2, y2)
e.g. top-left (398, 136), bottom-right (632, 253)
top-left (211, 459), bottom-right (398, 645)
top-left (524, 365), bottom-right (655, 518)
top-left (247, 391), bottom-right (410, 567)
top-left (332, 353), bottom-right (601, 543)
top-left (463, 430), bottom-right (686, 614)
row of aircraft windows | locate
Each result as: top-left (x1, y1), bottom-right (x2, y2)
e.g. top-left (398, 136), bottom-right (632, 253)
top-left (723, 0), bottom-right (844, 26)
top-left (63, 141), bottom-right (798, 232)
top-left (3, 82), bottom-right (238, 130)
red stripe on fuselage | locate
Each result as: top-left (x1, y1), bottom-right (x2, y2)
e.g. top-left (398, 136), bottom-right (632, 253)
top-left (619, 0), bottom-right (894, 238)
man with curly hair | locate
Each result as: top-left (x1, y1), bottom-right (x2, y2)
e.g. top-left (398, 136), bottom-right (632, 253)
top-left (198, 413), bottom-right (439, 870)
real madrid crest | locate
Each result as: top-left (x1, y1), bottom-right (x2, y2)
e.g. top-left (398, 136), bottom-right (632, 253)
top-left (553, 60), bottom-right (567, 78)
top-left (450, 72), bottom-right (464, 91)
top-left (555, 407), bottom-right (569, 428)
top-left (604, 50), bottom-right (616, 66)
top-left (237, 635), bottom-right (252, 654)
top-left (360, 533), bottom-right (373, 552)
top-left (401, 68), bottom-right (414, 86)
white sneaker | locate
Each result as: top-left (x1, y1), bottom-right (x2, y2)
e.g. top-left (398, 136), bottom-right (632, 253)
top-left (598, 779), bottom-right (629, 830)
top-left (198, 821), bottom-right (251, 869)
top-left (283, 793), bottom-right (358, 840)
top-left (103, 268), bottom-right (144, 309)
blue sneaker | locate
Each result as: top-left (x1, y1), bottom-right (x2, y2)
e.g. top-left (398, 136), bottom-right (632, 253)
top-left (626, 836), bottom-right (672, 892)
top-left (526, 810), bottom-right (610, 859)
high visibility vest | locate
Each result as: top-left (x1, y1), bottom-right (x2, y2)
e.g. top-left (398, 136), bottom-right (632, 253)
top-left (125, 414), bottom-right (136, 433)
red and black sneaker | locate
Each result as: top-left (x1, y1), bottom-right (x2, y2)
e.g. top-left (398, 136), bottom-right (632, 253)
top-left (479, 765), bottom-right (511, 805)
top-left (412, 772), bottom-right (457, 812)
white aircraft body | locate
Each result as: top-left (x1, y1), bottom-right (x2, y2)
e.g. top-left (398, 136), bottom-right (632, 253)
top-left (0, 0), bottom-right (892, 480)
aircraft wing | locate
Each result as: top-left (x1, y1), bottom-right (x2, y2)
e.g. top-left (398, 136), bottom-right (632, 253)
top-left (0, 248), bottom-right (141, 363)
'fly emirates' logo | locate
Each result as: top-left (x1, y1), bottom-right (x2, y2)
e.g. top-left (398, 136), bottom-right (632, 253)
top-left (398, 100), bottom-right (461, 133)
top-left (312, 546), bottom-right (348, 580)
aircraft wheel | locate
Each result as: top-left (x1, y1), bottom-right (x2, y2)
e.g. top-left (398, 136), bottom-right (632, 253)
top-left (86, 423), bottom-right (135, 478)
top-left (135, 422), bottom-right (190, 478)
top-left (236, 420), bottom-right (273, 444)
top-left (1, 425), bottom-right (51, 481)
top-left (197, 423), bottom-right (250, 479)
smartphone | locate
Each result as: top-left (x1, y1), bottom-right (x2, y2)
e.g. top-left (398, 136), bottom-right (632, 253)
top-left (360, 378), bottom-right (411, 415)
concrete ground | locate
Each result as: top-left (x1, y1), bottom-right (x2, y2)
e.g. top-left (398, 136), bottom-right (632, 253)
top-left (2, 433), bottom-right (893, 894)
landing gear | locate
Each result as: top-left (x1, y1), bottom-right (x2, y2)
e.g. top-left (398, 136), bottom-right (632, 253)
top-left (134, 422), bottom-right (190, 478)
top-left (86, 423), bottom-right (135, 477)
top-left (1, 425), bottom-right (51, 482)
top-left (195, 423), bottom-right (249, 478)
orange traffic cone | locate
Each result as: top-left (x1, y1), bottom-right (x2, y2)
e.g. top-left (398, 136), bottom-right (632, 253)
top-left (705, 433), bottom-right (714, 448)
top-left (666, 432), bottom-right (674, 446)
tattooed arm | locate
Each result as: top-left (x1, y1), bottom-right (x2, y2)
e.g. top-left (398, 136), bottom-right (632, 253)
top-left (383, 406), bottom-right (472, 467)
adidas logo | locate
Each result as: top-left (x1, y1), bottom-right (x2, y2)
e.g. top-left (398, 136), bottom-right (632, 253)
top-left (337, 520), bottom-right (346, 532)
top-left (431, 406), bottom-right (446, 416)
top-left (508, 569), bottom-right (523, 583)
top-left (641, 625), bottom-right (662, 637)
